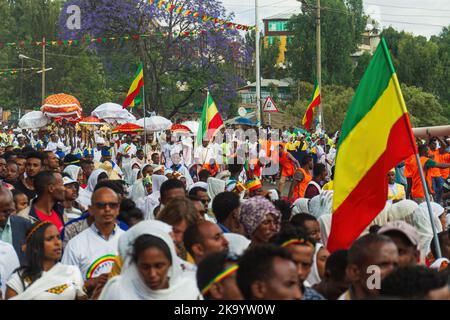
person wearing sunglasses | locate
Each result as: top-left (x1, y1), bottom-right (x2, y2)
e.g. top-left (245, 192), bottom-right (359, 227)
top-left (62, 187), bottom-right (125, 298)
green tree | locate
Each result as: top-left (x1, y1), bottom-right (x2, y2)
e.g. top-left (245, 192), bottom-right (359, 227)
top-left (286, 0), bottom-right (367, 86)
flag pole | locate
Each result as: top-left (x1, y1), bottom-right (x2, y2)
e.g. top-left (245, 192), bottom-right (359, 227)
top-left (142, 68), bottom-right (147, 162)
top-left (382, 36), bottom-right (442, 259)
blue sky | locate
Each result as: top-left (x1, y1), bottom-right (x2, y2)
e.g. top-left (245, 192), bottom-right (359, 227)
top-left (222, 0), bottom-right (450, 38)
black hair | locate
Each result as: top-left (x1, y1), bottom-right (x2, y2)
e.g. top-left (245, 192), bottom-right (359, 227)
top-left (418, 144), bottom-right (428, 155)
top-left (94, 180), bottom-right (125, 195)
top-left (369, 225), bottom-right (382, 234)
top-left (119, 198), bottom-right (144, 226)
top-left (25, 151), bottom-right (44, 162)
top-left (325, 249), bottom-right (348, 281)
top-left (237, 244), bottom-right (294, 299)
top-left (273, 199), bottom-right (292, 223)
top-left (4, 151), bottom-right (17, 162)
top-left (212, 192), bottom-right (240, 224)
top-left (132, 234), bottom-right (172, 265)
top-left (271, 225), bottom-right (316, 247)
top-left (430, 231), bottom-right (449, 259)
top-left (12, 188), bottom-right (26, 199)
top-left (183, 222), bottom-right (204, 257)
top-left (188, 187), bottom-right (207, 197)
top-left (18, 222), bottom-right (55, 288)
top-left (227, 162), bottom-right (244, 175)
top-left (187, 194), bottom-right (202, 203)
top-left (380, 266), bottom-right (449, 299)
top-left (300, 154), bottom-right (313, 166)
top-left (313, 163), bottom-right (327, 177)
top-left (21, 146), bottom-right (34, 154)
top-left (196, 251), bottom-right (235, 300)
top-left (330, 166), bottom-right (335, 180)
top-left (160, 179), bottom-right (185, 200)
top-left (33, 171), bottom-right (57, 196)
top-left (290, 213), bottom-right (318, 230)
top-left (6, 160), bottom-right (18, 169)
top-left (80, 159), bottom-right (94, 166)
top-left (198, 169), bottom-right (211, 182)
top-left (348, 234), bottom-right (394, 267)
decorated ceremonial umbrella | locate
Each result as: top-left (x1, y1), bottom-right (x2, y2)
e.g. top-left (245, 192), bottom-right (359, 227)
top-left (181, 121), bottom-right (199, 136)
top-left (79, 116), bottom-right (105, 126)
top-left (137, 116), bottom-right (172, 132)
top-left (18, 111), bottom-right (50, 129)
top-left (170, 123), bottom-right (192, 134)
top-left (112, 123), bottom-right (144, 135)
top-left (41, 93), bottom-right (82, 120)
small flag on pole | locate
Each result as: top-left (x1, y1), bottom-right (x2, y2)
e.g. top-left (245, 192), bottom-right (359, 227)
top-left (196, 92), bottom-right (224, 146)
top-left (123, 63), bottom-right (144, 109)
top-left (302, 81), bottom-right (321, 130)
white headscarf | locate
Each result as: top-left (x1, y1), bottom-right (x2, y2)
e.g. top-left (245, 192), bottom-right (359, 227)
top-left (77, 168), bottom-right (107, 208)
top-left (122, 164), bottom-right (134, 185)
top-left (152, 175), bottom-right (168, 193)
top-left (412, 202), bottom-right (444, 262)
top-left (318, 214), bottom-right (332, 249)
top-left (99, 221), bottom-right (199, 300)
top-left (291, 198), bottom-right (310, 215)
top-left (306, 243), bottom-right (324, 287)
top-left (387, 200), bottom-right (418, 224)
top-left (309, 191), bottom-right (333, 219)
top-left (63, 165), bottom-right (81, 182)
top-left (129, 169), bottom-right (140, 186)
top-left (207, 177), bottom-right (226, 202)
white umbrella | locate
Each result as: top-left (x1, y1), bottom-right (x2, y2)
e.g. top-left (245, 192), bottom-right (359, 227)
top-left (92, 103), bottom-right (137, 124)
top-left (181, 121), bottom-right (199, 136)
top-left (136, 116), bottom-right (172, 132)
top-left (19, 111), bottom-right (50, 129)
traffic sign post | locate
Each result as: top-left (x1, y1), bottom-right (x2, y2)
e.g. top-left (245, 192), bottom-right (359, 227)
top-left (262, 96), bottom-right (279, 126)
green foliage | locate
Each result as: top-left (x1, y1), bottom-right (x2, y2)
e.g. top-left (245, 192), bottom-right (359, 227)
top-left (286, 0), bottom-right (367, 86)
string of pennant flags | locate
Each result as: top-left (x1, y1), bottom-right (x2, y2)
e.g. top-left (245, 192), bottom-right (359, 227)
top-left (0, 67), bottom-right (40, 75)
top-left (148, 0), bottom-right (256, 32)
top-left (0, 27), bottom-right (239, 49)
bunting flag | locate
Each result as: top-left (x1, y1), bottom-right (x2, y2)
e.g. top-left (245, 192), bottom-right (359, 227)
top-left (123, 63), bottom-right (144, 109)
top-left (327, 38), bottom-right (417, 253)
top-left (196, 92), bottom-right (224, 146)
top-left (302, 81), bottom-right (321, 130)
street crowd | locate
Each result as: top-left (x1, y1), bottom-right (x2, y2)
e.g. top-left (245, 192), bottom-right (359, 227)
top-left (0, 123), bottom-right (449, 300)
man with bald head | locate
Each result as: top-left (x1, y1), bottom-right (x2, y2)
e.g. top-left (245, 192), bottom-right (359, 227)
top-left (62, 187), bottom-right (125, 297)
top-left (0, 186), bottom-right (31, 264)
top-left (183, 220), bottom-right (230, 265)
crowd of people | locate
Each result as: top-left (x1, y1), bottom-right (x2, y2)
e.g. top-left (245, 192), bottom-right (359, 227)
top-left (0, 123), bottom-right (449, 300)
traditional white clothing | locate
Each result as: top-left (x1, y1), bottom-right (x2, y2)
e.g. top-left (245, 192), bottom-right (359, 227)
top-left (305, 243), bottom-right (324, 287)
top-left (77, 169), bottom-right (107, 208)
top-left (99, 221), bottom-right (199, 300)
top-left (7, 263), bottom-right (85, 300)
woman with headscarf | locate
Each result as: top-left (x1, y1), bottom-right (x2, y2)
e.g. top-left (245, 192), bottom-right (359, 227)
top-left (130, 164), bottom-right (153, 204)
top-left (412, 202), bottom-right (444, 263)
top-left (305, 243), bottom-right (330, 287)
top-left (140, 175), bottom-right (168, 220)
top-left (239, 196), bottom-right (281, 247)
top-left (99, 221), bottom-right (199, 300)
top-left (207, 177), bottom-right (226, 203)
top-left (317, 214), bottom-right (332, 248)
top-left (291, 198), bottom-right (310, 216)
top-left (63, 165), bottom-right (84, 185)
top-left (77, 169), bottom-right (108, 208)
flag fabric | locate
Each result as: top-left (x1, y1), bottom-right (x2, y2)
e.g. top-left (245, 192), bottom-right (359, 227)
top-left (196, 92), bottom-right (224, 146)
top-left (302, 81), bottom-right (321, 130)
top-left (123, 63), bottom-right (144, 108)
top-left (327, 38), bottom-right (417, 253)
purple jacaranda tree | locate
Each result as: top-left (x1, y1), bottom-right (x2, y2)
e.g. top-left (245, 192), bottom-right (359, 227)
top-left (59, 0), bottom-right (253, 117)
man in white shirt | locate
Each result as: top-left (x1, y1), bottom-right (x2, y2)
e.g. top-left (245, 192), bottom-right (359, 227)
top-left (45, 133), bottom-right (59, 153)
top-left (117, 135), bottom-right (137, 168)
top-left (194, 138), bottom-right (217, 165)
top-left (62, 187), bottom-right (125, 296)
top-left (0, 240), bottom-right (19, 299)
top-left (93, 137), bottom-right (106, 163)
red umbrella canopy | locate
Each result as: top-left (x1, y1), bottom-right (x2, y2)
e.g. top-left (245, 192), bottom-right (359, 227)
top-left (171, 123), bottom-right (192, 134)
top-left (41, 93), bottom-right (82, 120)
top-left (112, 123), bottom-right (144, 135)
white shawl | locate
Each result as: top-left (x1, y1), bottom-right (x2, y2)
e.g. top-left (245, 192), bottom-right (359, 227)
top-left (99, 221), bottom-right (199, 300)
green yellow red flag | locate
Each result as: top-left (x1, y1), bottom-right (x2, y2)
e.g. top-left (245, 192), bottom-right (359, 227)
top-left (196, 92), bottom-right (224, 146)
top-left (123, 63), bottom-right (144, 108)
top-left (327, 38), bottom-right (417, 252)
top-left (302, 81), bottom-right (321, 130)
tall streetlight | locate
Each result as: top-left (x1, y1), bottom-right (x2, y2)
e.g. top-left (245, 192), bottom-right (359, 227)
top-left (255, 0), bottom-right (262, 127)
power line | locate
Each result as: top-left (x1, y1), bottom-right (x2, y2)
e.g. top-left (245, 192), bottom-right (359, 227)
top-left (364, 2), bottom-right (450, 13)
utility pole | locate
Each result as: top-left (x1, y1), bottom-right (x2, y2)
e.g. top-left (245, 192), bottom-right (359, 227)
top-left (316, 0), bottom-right (323, 130)
top-left (19, 59), bottom-right (23, 119)
top-left (42, 37), bottom-right (46, 105)
top-left (255, 0), bottom-right (262, 127)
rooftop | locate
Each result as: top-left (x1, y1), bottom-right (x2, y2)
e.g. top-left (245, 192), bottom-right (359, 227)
top-left (238, 78), bottom-right (294, 90)
top-left (262, 8), bottom-right (303, 21)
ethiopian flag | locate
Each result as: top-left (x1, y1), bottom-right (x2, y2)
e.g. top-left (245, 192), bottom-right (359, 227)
top-left (327, 38), bottom-right (417, 253)
top-left (123, 63), bottom-right (144, 108)
top-left (302, 81), bottom-right (320, 130)
top-left (196, 92), bottom-right (224, 146)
